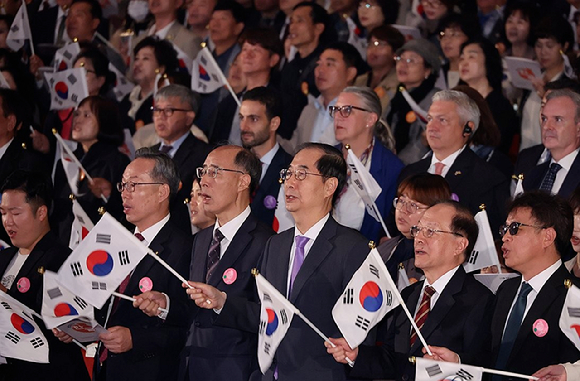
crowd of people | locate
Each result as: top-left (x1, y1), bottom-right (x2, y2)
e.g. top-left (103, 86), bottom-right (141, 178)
top-left (1, 0), bottom-right (580, 379)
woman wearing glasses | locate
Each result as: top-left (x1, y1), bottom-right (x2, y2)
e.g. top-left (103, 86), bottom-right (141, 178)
top-left (51, 96), bottom-right (130, 245)
top-left (331, 86), bottom-right (403, 243)
top-left (377, 173), bottom-right (451, 285)
top-left (384, 38), bottom-right (442, 164)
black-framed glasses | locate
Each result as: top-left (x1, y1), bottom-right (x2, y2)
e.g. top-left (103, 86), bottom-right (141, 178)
top-left (151, 106), bottom-right (191, 117)
top-left (410, 225), bottom-right (464, 239)
top-left (279, 168), bottom-right (326, 182)
top-left (196, 166), bottom-right (245, 179)
top-left (393, 197), bottom-right (428, 214)
top-left (394, 56), bottom-right (421, 65)
top-left (499, 222), bottom-right (544, 237)
top-left (328, 105), bottom-right (372, 118)
top-left (117, 181), bottom-right (165, 193)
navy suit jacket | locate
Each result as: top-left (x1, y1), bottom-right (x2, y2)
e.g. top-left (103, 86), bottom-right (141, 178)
top-left (490, 265), bottom-right (580, 380)
top-left (218, 216), bottom-right (371, 381)
top-left (152, 133), bottom-right (212, 235)
top-left (251, 146), bottom-right (293, 228)
top-left (514, 144), bottom-right (580, 198)
top-left (96, 222), bottom-right (192, 381)
top-left (181, 212), bottom-right (274, 381)
top-left (399, 148), bottom-right (510, 237)
top-left (351, 267), bottom-right (494, 381)
top-left (0, 232), bottom-right (90, 381)
top-left (360, 142), bottom-right (403, 242)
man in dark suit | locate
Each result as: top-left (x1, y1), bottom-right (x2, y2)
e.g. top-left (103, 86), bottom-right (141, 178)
top-left (184, 143), bottom-right (371, 381)
top-left (398, 89), bottom-right (510, 236)
top-left (135, 145), bottom-right (274, 381)
top-left (327, 201), bottom-right (495, 381)
top-left (513, 89), bottom-right (580, 198)
top-left (428, 192), bottom-right (580, 380)
top-left (0, 170), bottom-right (89, 381)
top-left (92, 149), bottom-right (192, 381)
top-left (240, 87), bottom-right (293, 230)
top-left (151, 84), bottom-right (212, 235)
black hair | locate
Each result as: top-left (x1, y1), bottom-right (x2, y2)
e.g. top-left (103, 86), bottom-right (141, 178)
top-left (234, 148), bottom-right (262, 195)
top-left (134, 36), bottom-right (179, 74)
top-left (213, 0), bottom-right (246, 24)
top-left (434, 200), bottom-right (479, 259)
top-left (77, 96), bottom-right (125, 146)
top-left (460, 36), bottom-right (504, 91)
top-left (242, 86), bottom-right (282, 120)
top-left (74, 45), bottom-right (114, 96)
top-left (1, 169), bottom-right (53, 212)
top-left (71, 0), bottom-right (102, 21)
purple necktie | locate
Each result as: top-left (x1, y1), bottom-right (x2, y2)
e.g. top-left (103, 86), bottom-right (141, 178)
top-left (289, 235), bottom-right (309, 295)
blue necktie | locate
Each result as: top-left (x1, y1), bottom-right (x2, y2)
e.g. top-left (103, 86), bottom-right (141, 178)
top-left (539, 163), bottom-right (562, 192)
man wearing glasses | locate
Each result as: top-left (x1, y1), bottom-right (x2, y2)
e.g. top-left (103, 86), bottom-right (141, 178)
top-left (151, 84), bottom-right (211, 235)
top-left (327, 200), bottom-right (495, 381)
top-left (427, 191), bottom-right (580, 379)
top-left (135, 145), bottom-right (274, 381)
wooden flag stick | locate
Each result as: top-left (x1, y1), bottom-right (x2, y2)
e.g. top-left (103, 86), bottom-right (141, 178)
top-left (111, 291), bottom-right (168, 314)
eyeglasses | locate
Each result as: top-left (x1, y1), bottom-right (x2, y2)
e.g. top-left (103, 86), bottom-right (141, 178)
top-left (279, 168), bottom-right (326, 182)
top-left (438, 30), bottom-right (466, 40)
top-left (393, 197), bottom-right (428, 214)
top-left (358, 2), bottom-right (375, 9)
top-left (394, 56), bottom-right (422, 66)
top-left (499, 221), bottom-right (544, 237)
top-left (410, 225), bottom-right (464, 239)
top-left (151, 106), bottom-right (191, 117)
top-left (328, 105), bottom-right (372, 118)
top-left (116, 181), bottom-right (165, 193)
top-left (420, 0), bottom-right (442, 8)
top-left (196, 166), bottom-right (245, 178)
top-left (369, 40), bottom-right (390, 48)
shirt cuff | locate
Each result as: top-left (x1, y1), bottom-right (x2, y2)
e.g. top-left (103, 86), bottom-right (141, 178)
top-left (213, 292), bottom-right (227, 314)
top-left (157, 293), bottom-right (170, 320)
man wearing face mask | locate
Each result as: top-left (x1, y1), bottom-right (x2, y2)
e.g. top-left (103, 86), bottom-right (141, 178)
top-left (126, 0), bottom-right (153, 35)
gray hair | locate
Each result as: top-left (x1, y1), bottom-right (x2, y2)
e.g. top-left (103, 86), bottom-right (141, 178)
top-left (342, 86), bottom-right (396, 151)
top-left (545, 89), bottom-right (580, 123)
top-left (155, 84), bottom-right (200, 114)
top-left (432, 90), bottom-right (481, 133)
top-left (135, 147), bottom-right (180, 202)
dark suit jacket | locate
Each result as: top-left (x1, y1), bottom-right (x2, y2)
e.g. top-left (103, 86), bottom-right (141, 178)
top-left (251, 146), bottom-right (293, 228)
top-left (514, 144), bottom-right (580, 198)
top-left (351, 267), bottom-right (494, 381)
top-left (0, 232), bottom-right (90, 381)
top-left (96, 222), bottom-right (192, 381)
top-left (490, 265), bottom-right (580, 380)
top-left (152, 133), bottom-right (212, 235)
top-left (399, 148), bottom-right (510, 237)
top-left (181, 212), bottom-right (274, 381)
top-left (218, 215), bottom-right (371, 381)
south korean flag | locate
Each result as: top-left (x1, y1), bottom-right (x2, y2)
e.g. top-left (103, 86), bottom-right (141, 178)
top-left (44, 67), bottom-right (89, 110)
top-left (332, 248), bottom-right (400, 348)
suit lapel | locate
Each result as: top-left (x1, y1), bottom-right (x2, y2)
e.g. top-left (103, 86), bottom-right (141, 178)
top-left (444, 149), bottom-right (472, 190)
top-left (268, 230), bottom-right (293, 296)
top-left (492, 277), bottom-right (521, 349)
top-left (559, 153), bottom-right (580, 196)
top-left (524, 161), bottom-right (549, 191)
top-left (397, 281), bottom-right (423, 353)
top-left (190, 227), bottom-right (213, 282)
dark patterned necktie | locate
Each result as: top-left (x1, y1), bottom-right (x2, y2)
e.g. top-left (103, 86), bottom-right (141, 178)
top-left (206, 229), bottom-right (224, 282)
top-left (539, 163), bottom-right (562, 192)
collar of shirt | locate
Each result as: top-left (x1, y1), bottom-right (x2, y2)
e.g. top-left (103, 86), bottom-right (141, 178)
top-left (0, 138), bottom-right (13, 160)
top-left (214, 205), bottom-right (251, 258)
top-left (313, 95), bottom-right (336, 112)
top-left (151, 20), bottom-right (176, 39)
top-left (259, 143), bottom-right (280, 182)
top-left (537, 147), bottom-right (551, 165)
top-left (429, 145), bottom-right (466, 177)
top-left (420, 265), bottom-right (460, 311)
top-left (550, 148), bottom-right (579, 194)
top-left (135, 214), bottom-right (170, 246)
top-left (160, 131), bottom-right (189, 158)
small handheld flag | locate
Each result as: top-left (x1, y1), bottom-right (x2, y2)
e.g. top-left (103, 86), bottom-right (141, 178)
top-left (463, 207), bottom-right (501, 273)
top-left (44, 67), bottom-right (89, 110)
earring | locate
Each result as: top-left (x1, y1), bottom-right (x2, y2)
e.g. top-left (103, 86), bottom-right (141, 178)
top-left (155, 68), bottom-right (160, 74)
top-left (560, 49), bottom-right (564, 55)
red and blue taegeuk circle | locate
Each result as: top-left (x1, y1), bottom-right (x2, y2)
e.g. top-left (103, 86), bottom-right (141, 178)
top-left (198, 65), bottom-right (210, 81)
top-left (359, 281), bottom-right (383, 312)
top-left (11, 313), bottom-right (35, 334)
top-left (86, 250), bottom-right (114, 276)
top-left (54, 81), bottom-right (68, 99)
top-left (54, 303), bottom-right (79, 317)
top-left (265, 308), bottom-right (278, 336)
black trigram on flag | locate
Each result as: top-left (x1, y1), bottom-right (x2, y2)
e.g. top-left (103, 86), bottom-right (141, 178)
top-left (259, 320), bottom-right (266, 335)
top-left (67, 74), bottom-right (77, 84)
top-left (200, 56), bottom-right (208, 65)
top-left (5, 331), bottom-right (20, 344)
top-left (210, 74), bottom-right (219, 81)
top-left (454, 369), bottom-right (475, 380)
top-left (47, 287), bottom-right (63, 299)
top-left (263, 342), bottom-right (271, 355)
top-left (347, 163), bottom-right (358, 174)
top-left (30, 337), bottom-right (45, 349)
top-left (568, 307), bottom-right (580, 318)
top-left (71, 94), bottom-right (78, 102)
top-left (63, 51), bottom-right (72, 60)
top-left (280, 309), bottom-right (288, 324)
top-left (74, 296), bottom-right (88, 309)
top-left (92, 282), bottom-right (107, 290)
top-left (96, 233), bottom-right (111, 244)
top-left (355, 316), bottom-right (371, 331)
top-left (343, 288), bottom-right (354, 304)
top-left (385, 290), bottom-right (393, 306)
top-left (1, 301), bottom-right (12, 310)
top-left (468, 251), bottom-right (479, 265)
top-left (369, 264), bottom-right (380, 279)
top-left (10, 25), bottom-right (19, 33)
top-left (119, 250), bottom-right (130, 265)
top-left (71, 262), bottom-right (83, 276)
top-left (426, 364), bottom-right (442, 377)
top-left (77, 215), bottom-right (85, 224)
top-left (263, 293), bottom-right (272, 303)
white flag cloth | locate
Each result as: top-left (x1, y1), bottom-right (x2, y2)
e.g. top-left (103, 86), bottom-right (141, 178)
top-left (272, 187), bottom-right (294, 233)
top-left (463, 209), bottom-right (500, 273)
top-left (346, 149), bottom-right (383, 222)
top-left (513, 176), bottom-right (524, 199)
top-left (6, 2), bottom-right (32, 52)
top-left (57, 212), bottom-right (149, 308)
top-left (109, 63), bottom-right (135, 102)
top-left (0, 72), bottom-right (10, 89)
top-left (333, 248), bottom-right (400, 348)
top-left (400, 87), bottom-right (428, 122)
top-left (346, 17), bottom-right (367, 59)
top-left (191, 47), bottom-right (227, 93)
top-left (397, 263), bottom-right (411, 292)
top-left (44, 67), bottom-right (89, 110)
top-left (41, 270), bottom-right (94, 329)
top-left (256, 273), bottom-right (296, 374)
top-left (0, 292), bottom-right (49, 363)
top-left (560, 284), bottom-right (580, 351)
top-left (57, 138), bottom-right (83, 196)
top-left (69, 198), bottom-right (94, 250)
top-left (54, 42), bottom-right (81, 71)
top-left (172, 43), bottom-right (193, 73)
top-left (415, 358), bottom-right (483, 381)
